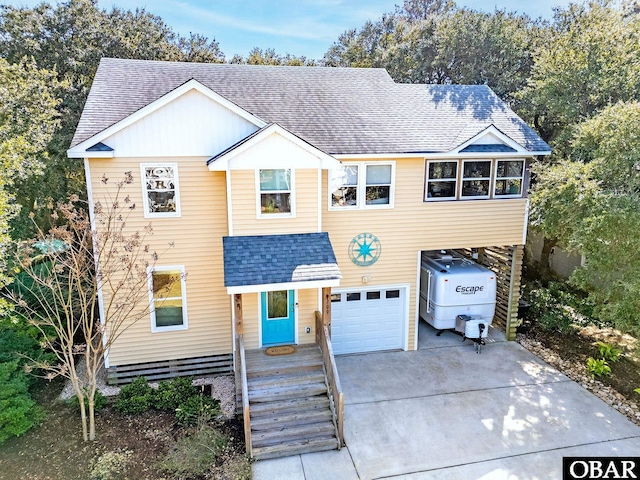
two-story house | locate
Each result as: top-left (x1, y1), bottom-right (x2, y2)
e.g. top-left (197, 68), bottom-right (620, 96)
top-left (68, 58), bottom-right (550, 458)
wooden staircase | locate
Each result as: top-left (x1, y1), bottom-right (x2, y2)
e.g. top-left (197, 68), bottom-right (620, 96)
top-left (243, 344), bottom-right (340, 460)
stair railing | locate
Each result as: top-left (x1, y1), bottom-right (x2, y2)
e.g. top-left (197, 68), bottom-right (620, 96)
top-left (235, 334), bottom-right (252, 457)
top-left (315, 311), bottom-right (345, 447)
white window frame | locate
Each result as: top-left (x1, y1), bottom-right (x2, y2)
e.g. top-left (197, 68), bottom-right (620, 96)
top-left (148, 265), bottom-right (188, 333)
top-left (424, 160), bottom-right (459, 202)
top-left (140, 163), bottom-right (181, 218)
top-left (256, 168), bottom-right (296, 218)
top-left (460, 159), bottom-right (492, 200)
top-left (328, 162), bottom-right (395, 210)
top-left (493, 159), bottom-right (525, 198)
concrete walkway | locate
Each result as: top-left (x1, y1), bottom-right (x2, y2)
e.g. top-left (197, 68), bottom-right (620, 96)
top-left (252, 322), bottom-right (640, 479)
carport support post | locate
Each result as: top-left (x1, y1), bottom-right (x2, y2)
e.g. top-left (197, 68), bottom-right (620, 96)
top-left (322, 287), bottom-right (332, 336)
top-left (234, 294), bottom-right (243, 335)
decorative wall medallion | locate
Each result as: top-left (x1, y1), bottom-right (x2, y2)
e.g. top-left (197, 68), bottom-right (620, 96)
top-left (348, 233), bottom-right (381, 266)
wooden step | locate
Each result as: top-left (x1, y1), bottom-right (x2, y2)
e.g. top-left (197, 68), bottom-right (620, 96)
top-left (249, 382), bottom-right (328, 403)
top-left (252, 436), bottom-right (339, 461)
top-left (251, 406), bottom-right (333, 430)
top-left (248, 370), bottom-right (326, 390)
top-left (249, 395), bottom-right (331, 416)
top-left (252, 421), bottom-right (336, 448)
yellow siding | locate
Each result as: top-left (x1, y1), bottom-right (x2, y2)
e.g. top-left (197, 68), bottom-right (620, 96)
top-left (322, 157), bottom-right (528, 350)
top-left (88, 157), bottom-right (232, 365)
top-left (230, 169), bottom-right (319, 235)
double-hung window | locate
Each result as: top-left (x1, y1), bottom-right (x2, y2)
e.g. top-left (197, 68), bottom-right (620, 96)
top-left (149, 266), bottom-right (187, 332)
top-left (425, 161), bottom-right (458, 200)
top-left (258, 169), bottom-right (294, 216)
top-left (461, 160), bottom-right (492, 199)
top-left (494, 160), bottom-right (525, 197)
top-left (141, 164), bottom-right (180, 217)
top-left (330, 162), bottom-right (395, 209)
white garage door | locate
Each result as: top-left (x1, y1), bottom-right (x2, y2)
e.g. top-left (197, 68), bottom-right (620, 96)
top-left (331, 287), bottom-right (406, 355)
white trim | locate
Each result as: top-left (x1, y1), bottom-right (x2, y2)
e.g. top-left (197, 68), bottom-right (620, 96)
top-left (424, 159), bottom-right (458, 202)
top-left (328, 161), bottom-right (396, 211)
top-left (331, 283), bottom-right (410, 352)
top-left (67, 79), bottom-right (267, 157)
top-left (207, 123), bottom-right (341, 171)
top-left (257, 289), bottom-right (298, 348)
top-left (84, 158), bottom-right (110, 368)
top-left (82, 151), bottom-right (114, 159)
top-left (256, 168), bottom-right (296, 219)
top-left (148, 265), bottom-right (189, 333)
top-left (523, 198), bottom-right (530, 245)
top-left (493, 158), bottom-right (526, 199)
top-left (453, 125), bottom-right (528, 153)
top-left (460, 159), bottom-right (492, 200)
top-left (317, 168), bottom-right (322, 232)
top-left (226, 171), bottom-right (233, 235)
top-left (414, 251), bottom-right (421, 351)
top-left (227, 278), bottom-right (341, 295)
top-left (334, 151), bottom-right (550, 160)
top-left (140, 163), bottom-right (181, 218)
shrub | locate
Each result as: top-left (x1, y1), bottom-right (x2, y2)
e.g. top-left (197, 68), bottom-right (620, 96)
top-left (527, 282), bottom-right (576, 333)
top-left (153, 376), bottom-right (197, 412)
top-left (69, 389), bottom-right (108, 413)
top-left (0, 361), bottom-right (44, 443)
top-left (175, 394), bottom-right (221, 427)
top-left (160, 425), bottom-right (228, 479)
top-left (0, 313), bottom-right (56, 376)
top-left (115, 377), bottom-right (153, 415)
top-left (596, 341), bottom-right (622, 363)
top-left (89, 450), bottom-right (132, 480)
top-left (586, 357), bottom-right (611, 378)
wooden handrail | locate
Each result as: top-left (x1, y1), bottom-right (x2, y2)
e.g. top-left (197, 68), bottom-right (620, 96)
top-left (315, 311), bottom-right (345, 447)
top-left (236, 334), bottom-right (252, 457)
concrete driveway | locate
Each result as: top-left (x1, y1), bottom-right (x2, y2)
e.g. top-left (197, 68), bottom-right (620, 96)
top-left (253, 322), bottom-right (640, 479)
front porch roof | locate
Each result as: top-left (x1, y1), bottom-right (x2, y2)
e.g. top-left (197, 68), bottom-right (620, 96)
top-left (222, 232), bottom-right (341, 294)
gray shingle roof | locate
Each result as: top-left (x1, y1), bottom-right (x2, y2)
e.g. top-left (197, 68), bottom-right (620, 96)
top-left (71, 58), bottom-right (550, 155)
top-left (222, 233), bottom-right (341, 288)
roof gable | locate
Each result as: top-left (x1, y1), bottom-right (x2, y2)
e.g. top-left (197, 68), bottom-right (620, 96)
top-left (68, 79), bottom-right (265, 158)
top-left (207, 124), bottom-right (340, 171)
top-left (452, 125), bottom-right (528, 155)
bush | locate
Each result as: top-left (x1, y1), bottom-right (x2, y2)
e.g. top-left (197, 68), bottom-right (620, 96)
top-left (89, 450), bottom-right (132, 480)
top-left (596, 341), bottom-right (622, 363)
top-left (175, 394), bottom-right (221, 427)
top-left (115, 377), bottom-right (153, 415)
top-left (153, 376), bottom-right (197, 412)
top-left (586, 357), bottom-right (611, 378)
top-left (160, 425), bottom-right (228, 479)
top-left (0, 361), bottom-right (44, 443)
top-left (69, 389), bottom-right (108, 413)
top-left (0, 313), bottom-right (56, 377)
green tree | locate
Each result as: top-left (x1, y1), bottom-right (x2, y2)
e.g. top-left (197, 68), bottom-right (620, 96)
top-left (529, 101), bottom-right (640, 334)
top-left (518, 0), bottom-right (640, 146)
top-left (0, 58), bottom-right (59, 285)
top-left (0, 0), bottom-right (225, 240)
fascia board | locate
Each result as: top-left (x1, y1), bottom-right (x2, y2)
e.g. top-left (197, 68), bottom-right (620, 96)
top-left (226, 278), bottom-right (341, 295)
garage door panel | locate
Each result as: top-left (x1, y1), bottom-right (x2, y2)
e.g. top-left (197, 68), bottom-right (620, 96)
top-left (331, 287), bottom-right (406, 355)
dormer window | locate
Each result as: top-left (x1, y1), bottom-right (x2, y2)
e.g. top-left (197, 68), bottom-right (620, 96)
top-left (141, 163), bottom-right (181, 217)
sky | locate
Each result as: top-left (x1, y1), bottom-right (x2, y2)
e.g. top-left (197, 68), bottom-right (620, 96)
top-left (4, 0), bottom-right (577, 59)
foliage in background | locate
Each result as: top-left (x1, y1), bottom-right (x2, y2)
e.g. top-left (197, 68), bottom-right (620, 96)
top-left (525, 281), bottom-right (596, 333)
top-left (0, 360), bottom-right (45, 443)
top-left (115, 377), bottom-right (154, 415)
top-left (7, 175), bottom-right (171, 441)
top-left (530, 102), bottom-right (640, 335)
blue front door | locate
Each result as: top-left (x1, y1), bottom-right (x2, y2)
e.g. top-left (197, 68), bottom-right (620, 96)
top-left (261, 290), bottom-right (295, 346)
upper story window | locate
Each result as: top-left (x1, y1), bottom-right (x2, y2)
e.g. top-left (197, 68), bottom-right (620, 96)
top-left (426, 161), bottom-right (457, 200)
top-left (330, 162), bottom-right (395, 209)
top-left (461, 160), bottom-right (491, 199)
top-left (424, 158), bottom-right (526, 201)
top-left (494, 160), bottom-right (525, 197)
top-left (141, 164), bottom-right (180, 217)
top-left (258, 169), bottom-right (294, 216)
top-left (149, 266), bottom-right (188, 333)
